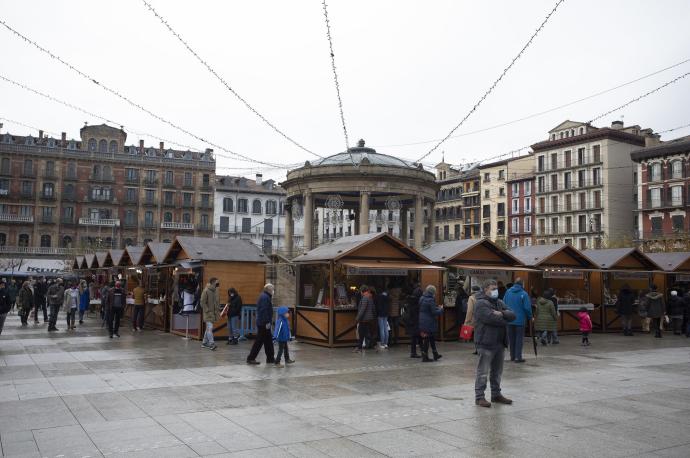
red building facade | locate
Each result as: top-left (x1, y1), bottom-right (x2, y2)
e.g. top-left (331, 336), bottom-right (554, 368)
top-left (507, 174), bottom-right (535, 248)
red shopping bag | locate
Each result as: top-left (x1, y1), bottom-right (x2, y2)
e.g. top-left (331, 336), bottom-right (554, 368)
top-left (459, 324), bottom-right (474, 341)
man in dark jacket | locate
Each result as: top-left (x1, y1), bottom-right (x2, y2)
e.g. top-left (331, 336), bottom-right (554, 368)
top-left (8, 279), bottom-right (18, 313)
top-left (18, 281), bottom-right (34, 326)
top-left (0, 281), bottom-right (11, 335)
top-left (418, 285), bottom-right (443, 362)
top-left (247, 284), bottom-right (276, 365)
top-left (646, 285), bottom-right (665, 338)
top-left (355, 286), bottom-right (375, 352)
top-left (32, 277), bottom-right (48, 324)
top-left (616, 284), bottom-right (636, 336)
top-left (406, 283), bottom-right (423, 358)
top-left (46, 278), bottom-right (64, 331)
top-left (226, 287), bottom-right (243, 345)
top-left (474, 279), bottom-right (516, 408)
top-left (667, 290), bottom-right (685, 335)
top-left (107, 282), bottom-right (126, 338)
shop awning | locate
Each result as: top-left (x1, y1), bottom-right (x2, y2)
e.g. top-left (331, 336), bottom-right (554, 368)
top-left (448, 264), bottom-right (539, 272)
top-left (341, 260), bottom-right (444, 272)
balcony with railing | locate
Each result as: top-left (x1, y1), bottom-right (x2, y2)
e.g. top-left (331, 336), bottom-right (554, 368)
top-left (43, 170), bottom-right (57, 179)
top-left (122, 218), bottom-right (138, 229)
top-left (141, 220), bottom-right (157, 230)
top-left (40, 192), bottom-right (56, 201)
top-left (88, 194), bottom-right (115, 203)
top-left (78, 217), bottom-right (120, 227)
top-left (61, 216), bottom-right (75, 225)
top-left (161, 221), bottom-right (194, 230)
top-left (63, 172), bottom-right (78, 181)
top-left (125, 175), bottom-right (140, 185)
top-left (143, 177), bottom-right (159, 186)
top-left (0, 246), bottom-right (78, 256)
top-left (198, 224), bottom-right (212, 232)
top-left (21, 167), bottom-right (36, 178)
top-left (198, 200), bottom-right (213, 210)
top-left (89, 174), bottom-right (115, 183)
top-left (19, 190), bottom-right (35, 200)
top-left (639, 197), bottom-right (687, 211)
top-left (39, 215), bottom-right (54, 224)
top-left (163, 179), bottom-right (176, 189)
top-left (0, 214), bottom-right (33, 223)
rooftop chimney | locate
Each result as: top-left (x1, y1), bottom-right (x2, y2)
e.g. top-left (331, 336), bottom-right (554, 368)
top-left (139, 139), bottom-right (144, 152)
top-left (61, 132), bottom-right (66, 146)
top-left (255, 173), bottom-right (263, 186)
top-left (611, 120), bottom-right (624, 130)
top-left (645, 134), bottom-right (662, 147)
top-left (159, 141), bottom-right (164, 152)
top-left (38, 130), bottom-right (43, 139)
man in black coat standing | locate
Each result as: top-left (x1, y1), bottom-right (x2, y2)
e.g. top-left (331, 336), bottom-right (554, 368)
top-left (247, 284), bottom-right (276, 365)
top-left (474, 279), bottom-right (516, 408)
top-left (406, 283), bottom-right (423, 358)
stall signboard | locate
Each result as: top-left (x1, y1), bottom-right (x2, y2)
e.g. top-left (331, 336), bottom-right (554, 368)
top-left (303, 284), bottom-right (314, 299)
top-left (543, 271), bottom-right (583, 279)
top-left (612, 271), bottom-right (649, 280)
top-left (460, 268), bottom-right (510, 277)
top-left (676, 274), bottom-right (690, 282)
top-left (346, 267), bottom-right (408, 276)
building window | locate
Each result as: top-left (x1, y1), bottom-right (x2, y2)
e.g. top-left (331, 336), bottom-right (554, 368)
top-left (483, 172), bottom-right (490, 182)
top-left (538, 197), bottom-right (545, 213)
top-left (42, 183), bottom-right (54, 198)
top-left (88, 138), bottom-right (97, 152)
top-left (184, 172), bottom-right (192, 187)
top-left (671, 186), bottom-right (683, 206)
top-left (524, 216), bottom-right (531, 232)
top-left (592, 145), bottom-right (601, 163)
top-left (264, 219), bottom-right (273, 235)
top-left (266, 200), bottom-right (277, 215)
top-left (525, 197), bottom-right (531, 213)
top-left (40, 235), bottom-right (51, 247)
top-left (579, 192), bottom-right (586, 210)
top-left (651, 216), bottom-right (662, 235)
top-left (497, 203), bottom-right (505, 217)
top-left (61, 235), bottom-right (72, 248)
top-left (650, 163), bottom-right (662, 182)
top-left (183, 213), bottom-right (191, 223)
top-left (45, 160), bottom-right (55, 176)
top-left (23, 159), bottom-right (33, 176)
top-left (551, 217), bottom-right (559, 234)
top-left (579, 238), bottom-right (587, 250)
top-left (98, 139), bottom-right (107, 153)
top-left (511, 199), bottom-right (519, 214)
top-left (512, 238), bottom-right (519, 248)
top-left (577, 170), bottom-right (586, 187)
top-left (125, 188), bottom-right (137, 202)
top-left (525, 238), bottom-right (532, 246)
top-left (164, 212), bottom-right (173, 223)
top-left (498, 170), bottom-right (505, 180)
top-left (537, 176), bottom-right (545, 193)
top-left (564, 150), bottom-right (571, 168)
top-left (484, 189), bottom-right (490, 198)
top-left (671, 160), bottom-right (683, 179)
top-left (592, 168), bottom-right (601, 185)
top-left (578, 147), bottom-right (585, 165)
top-left (564, 172), bottom-right (571, 189)
top-left (18, 234), bottom-right (29, 247)
top-left (242, 217), bottom-right (251, 233)
top-left (537, 156), bottom-right (544, 172)
top-left (593, 190), bottom-right (601, 208)
top-left (125, 168), bottom-right (138, 182)
top-left (144, 211), bottom-right (154, 226)
top-left (165, 170), bottom-right (174, 185)
top-left (650, 188), bottom-right (661, 208)
top-left (223, 197), bottom-right (233, 212)
top-left (202, 174), bottom-right (210, 187)
top-left (109, 140), bottom-right (118, 153)
top-left (551, 153), bottom-right (558, 170)
top-left (21, 181), bottom-right (33, 196)
top-left (252, 199), bottom-right (262, 214)
top-left (183, 193), bottom-right (192, 206)
top-left (578, 215), bottom-right (587, 233)
top-left (125, 210), bottom-right (136, 225)
top-left (524, 181), bottom-right (531, 196)
top-left (672, 215), bottom-right (684, 232)
top-left (511, 183), bottom-right (519, 197)
top-left (511, 218), bottom-right (519, 234)
top-left (220, 216), bottom-right (230, 232)
top-left (565, 216), bottom-right (572, 233)
top-left (145, 190), bottom-right (155, 203)
top-left (200, 214), bottom-right (209, 229)
top-left (238, 198), bottom-right (248, 213)
top-left (550, 174), bottom-right (558, 191)
top-left (593, 214), bottom-right (601, 232)
top-left (163, 191), bottom-right (174, 206)
top-left (551, 196), bottom-right (558, 212)
top-left (538, 219), bottom-right (545, 235)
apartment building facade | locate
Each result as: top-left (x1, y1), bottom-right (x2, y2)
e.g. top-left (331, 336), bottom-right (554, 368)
top-left (214, 174), bottom-right (304, 254)
top-left (532, 120), bottom-right (651, 249)
top-left (0, 123), bottom-right (215, 254)
top-left (434, 161), bottom-right (481, 241)
top-left (506, 155), bottom-right (535, 248)
top-left (631, 135), bottom-right (690, 251)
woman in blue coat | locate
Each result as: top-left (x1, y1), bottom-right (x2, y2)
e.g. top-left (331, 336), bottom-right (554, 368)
top-left (78, 279), bottom-right (90, 324)
top-left (418, 285), bottom-right (444, 362)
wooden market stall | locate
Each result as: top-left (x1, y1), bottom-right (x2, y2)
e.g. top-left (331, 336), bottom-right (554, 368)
top-left (291, 232), bottom-right (444, 347)
top-left (162, 236), bottom-right (267, 340)
top-left (133, 242), bottom-right (172, 331)
top-left (422, 238), bottom-right (530, 340)
top-left (584, 248), bottom-right (662, 332)
top-left (646, 252), bottom-right (690, 293)
top-left (509, 244), bottom-right (600, 333)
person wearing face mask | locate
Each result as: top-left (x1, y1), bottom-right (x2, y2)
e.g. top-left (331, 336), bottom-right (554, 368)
top-left (200, 277), bottom-right (220, 350)
top-left (473, 279), bottom-right (516, 408)
top-left (226, 287), bottom-right (243, 345)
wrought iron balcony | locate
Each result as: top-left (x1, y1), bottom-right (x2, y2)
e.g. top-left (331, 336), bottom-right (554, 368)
top-left (161, 222), bottom-right (194, 230)
top-left (78, 217), bottom-right (120, 227)
top-left (0, 214), bottom-right (33, 223)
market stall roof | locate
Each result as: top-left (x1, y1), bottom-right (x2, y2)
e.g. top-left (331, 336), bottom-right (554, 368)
top-left (123, 246), bottom-right (145, 266)
top-left (509, 244), bottom-right (599, 269)
top-left (584, 247), bottom-right (661, 271)
top-left (139, 242), bottom-right (172, 265)
top-left (108, 249), bottom-right (125, 267)
top-left (0, 258), bottom-right (71, 277)
top-left (422, 238), bottom-right (523, 266)
top-left (73, 256), bottom-right (84, 270)
top-left (164, 236), bottom-right (267, 264)
top-left (646, 252), bottom-right (690, 272)
top-left (83, 253), bottom-right (96, 269)
top-left (293, 232), bottom-right (432, 264)
top-left (95, 251), bottom-right (110, 269)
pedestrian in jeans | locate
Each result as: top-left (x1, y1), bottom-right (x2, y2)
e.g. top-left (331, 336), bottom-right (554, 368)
top-left (354, 285), bottom-right (375, 353)
top-left (78, 280), bottom-right (89, 324)
top-left (534, 294), bottom-right (557, 346)
top-left (63, 282), bottom-right (79, 330)
top-left (376, 288), bottom-right (390, 350)
top-left (503, 278), bottom-right (532, 363)
top-left (226, 287), bottom-right (242, 345)
top-left (132, 282), bottom-right (147, 331)
top-left (247, 284), bottom-right (276, 364)
top-left (0, 280), bottom-right (11, 335)
top-left (418, 285), bottom-right (443, 362)
top-left (473, 279), bottom-right (516, 408)
top-left (273, 306), bottom-right (294, 367)
top-left (46, 279), bottom-right (64, 331)
top-left (108, 282), bottom-right (126, 338)
top-left (200, 278), bottom-right (219, 350)
top-left (645, 285), bottom-right (665, 338)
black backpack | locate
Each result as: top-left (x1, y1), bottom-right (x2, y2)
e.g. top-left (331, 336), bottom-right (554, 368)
top-left (111, 288), bottom-right (125, 308)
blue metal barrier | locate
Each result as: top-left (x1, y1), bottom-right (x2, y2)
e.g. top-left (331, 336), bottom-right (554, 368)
top-left (239, 306), bottom-right (282, 338)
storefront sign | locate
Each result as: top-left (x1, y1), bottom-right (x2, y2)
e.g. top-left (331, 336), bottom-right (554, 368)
top-left (460, 269), bottom-right (509, 276)
top-left (675, 274), bottom-right (690, 282)
top-left (543, 271), bottom-right (583, 279)
top-left (347, 267), bottom-right (408, 276)
top-left (612, 272), bottom-right (649, 280)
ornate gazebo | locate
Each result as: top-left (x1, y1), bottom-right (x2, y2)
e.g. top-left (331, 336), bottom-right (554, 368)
top-left (281, 140), bottom-right (438, 255)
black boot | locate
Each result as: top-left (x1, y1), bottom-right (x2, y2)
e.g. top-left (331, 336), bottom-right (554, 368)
top-left (433, 352), bottom-right (442, 361)
top-left (421, 337), bottom-right (433, 362)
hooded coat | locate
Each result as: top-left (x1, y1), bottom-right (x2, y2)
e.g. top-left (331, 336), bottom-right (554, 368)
top-left (534, 297), bottom-right (558, 332)
top-left (418, 291), bottom-right (443, 334)
top-left (503, 283), bottom-right (532, 326)
top-left (273, 306), bottom-right (291, 342)
top-left (616, 287), bottom-right (636, 316)
top-left (645, 291), bottom-right (665, 318)
top-left (578, 310), bottom-right (592, 332)
top-left (356, 291), bottom-right (376, 323)
top-left (18, 283), bottom-right (34, 311)
top-left (200, 283), bottom-right (219, 322)
top-left (473, 292), bottom-right (514, 349)
top-left (667, 294), bottom-right (686, 317)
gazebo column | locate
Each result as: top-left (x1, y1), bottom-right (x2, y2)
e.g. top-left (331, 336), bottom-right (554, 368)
top-left (428, 201), bottom-right (436, 244)
top-left (359, 191), bottom-right (370, 235)
top-left (414, 195), bottom-right (423, 248)
top-left (303, 191), bottom-right (314, 251)
top-left (400, 207), bottom-right (408, 245)
top-left (284, 199), bottom-right (294, 257)
top-left (354, 211), bottom-right (360, 235)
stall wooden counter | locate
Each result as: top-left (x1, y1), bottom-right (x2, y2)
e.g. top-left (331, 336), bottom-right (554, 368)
top-left (423, 238), bottom-right (530, 340)
top-left (584, 248), bottom-right (661, 332)
top-left (292, 232), bottom-right (444, 347)
top-left (510, 244), bottom-right (600, 333)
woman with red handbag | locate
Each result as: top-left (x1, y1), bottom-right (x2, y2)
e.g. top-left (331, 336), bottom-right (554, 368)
top-left (460, 286), bottom-right (480, 345)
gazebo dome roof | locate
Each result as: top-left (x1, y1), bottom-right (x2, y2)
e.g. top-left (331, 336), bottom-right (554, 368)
top-left (313, 139), bottom-right (412, 168)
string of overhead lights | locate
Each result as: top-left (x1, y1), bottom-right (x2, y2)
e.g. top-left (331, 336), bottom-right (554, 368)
top-left (140, 0), bottom-right (320, 159)
top-left (321, 0), bottom-right (352, 165)
top-left (415, 0), bottom-right (567, 163)
top-left (0, 116), bottom-right (60, 137)
top-left (373, 57), bottom-right (690, 149)
top-left (0, 17), bottom-right (287, 168)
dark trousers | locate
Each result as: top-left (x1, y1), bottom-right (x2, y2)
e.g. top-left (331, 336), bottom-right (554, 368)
top-left (651, 317), bottom-right (662, 336)
top-left (33, 298), bottom-right (47, 322)
top-left (475, 346), bottom-right (504, 400)
top-left (108, 307), bottom-right (123, 335)
top-left (410, 334), bottom-right (420, 355)
top-left (507, 325), bottom-right (524, 361)
top-left (421, 334), bottom-right (438, 357)
top-left (0, 313), bottom-right (7, 335)
top-left (247, 325), bottom-right (275, 362)
top-left (621, 314), bottom-right (633, 332)
top-left (48, 304), bottom-right (60, 329)
top-left (20, 306), bottom-right (30, 324)
top-left (357, 322), bottom-right (371, 349)
top-left (581, 331), bottom-right (590, 344)
top-left (388, 316), bottom-right (400, 344)
top-left (276, 341), bottom-right (290, 362)
top-left (132, 305), bottom-right (145, 330)
top-left (66, 309), bottom-right (76, 328)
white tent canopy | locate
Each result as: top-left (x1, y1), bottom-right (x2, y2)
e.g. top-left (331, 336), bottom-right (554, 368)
top-left (0, 258), bottom-right (71, 277)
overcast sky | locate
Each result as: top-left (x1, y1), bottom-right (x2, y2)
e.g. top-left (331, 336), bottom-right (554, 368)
top-left (1, 0), bottom-right (690, 181)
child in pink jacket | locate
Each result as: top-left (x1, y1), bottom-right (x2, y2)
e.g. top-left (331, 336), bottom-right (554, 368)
top-left (577, 307), bottom-right (592, 346)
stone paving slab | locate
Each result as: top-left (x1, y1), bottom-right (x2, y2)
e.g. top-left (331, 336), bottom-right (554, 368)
top-left (1, 312), bottom-right (690, 457)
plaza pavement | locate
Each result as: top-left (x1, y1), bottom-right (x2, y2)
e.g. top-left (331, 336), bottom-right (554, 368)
top-left (1, 311), bottom-right (689, 457)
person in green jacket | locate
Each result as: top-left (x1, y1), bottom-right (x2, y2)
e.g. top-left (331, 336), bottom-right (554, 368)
top-left (534, 295), bottom-right (558, 346)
